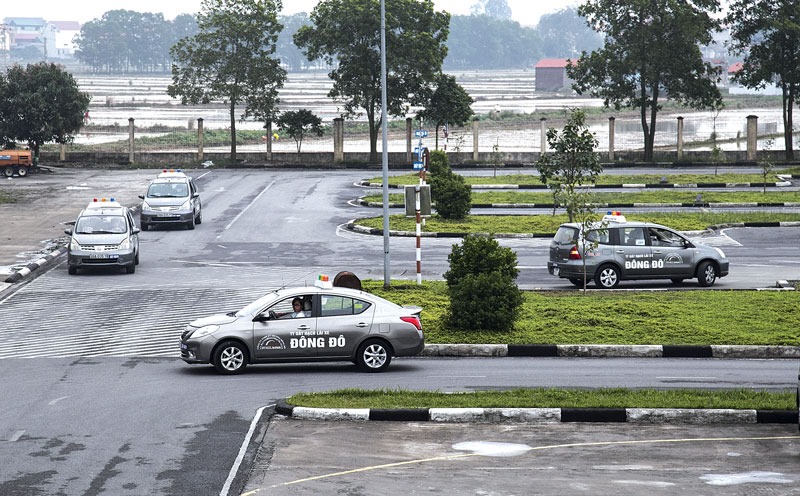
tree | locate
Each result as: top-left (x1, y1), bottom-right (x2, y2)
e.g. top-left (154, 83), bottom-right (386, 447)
top-left (168, 0), bottom-right (286, 162)
top-left (536, 108), bottom-right (602, 223)
top-left (0, 63), bottom-right (90, 163)
top-left (568, 0), bottom-right (723, 162)
top-left (294, 0), bottom-right (449, 162)
top-left (276, 110), bottom-right (324, 153)
top-left (444, 15), bottom-right (540, 70)
top-left (470, 0), bottom-right (512, 19)
top-left (536, 8), bottom-right (603, 58)
top-left (417, 74), bottom-right (474, 150)
top-left (726, 0), bottom-right (800, 161)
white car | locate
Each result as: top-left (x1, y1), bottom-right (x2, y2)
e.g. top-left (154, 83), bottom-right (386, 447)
top-left (180, 276), bottom-right (424, 374)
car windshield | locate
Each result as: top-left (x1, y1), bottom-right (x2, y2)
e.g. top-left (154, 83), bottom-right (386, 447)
top-left (147, 182), bottom-right (189, 198)
top-left (75, 215), bottom-right (127, 234)
top-left (553, 226), bottom-right (577, 244)
top-left (236, 292), bottom-right (280, 317)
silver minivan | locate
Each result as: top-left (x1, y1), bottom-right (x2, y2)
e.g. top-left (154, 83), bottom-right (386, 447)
top-left (65, 198), bottom-right (140, 275)
top-left (139, 170), bottom-right (202, 230)
top-left (547, 212), bottom-right (729, 288)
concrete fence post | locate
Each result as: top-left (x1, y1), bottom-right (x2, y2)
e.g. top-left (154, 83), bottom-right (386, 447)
top-left (676, 116), bottom-right (684, 160)
top-left (746, 115), bottom-right (758, 161)
top-left (128, 118), bottom-right (135, 164)
top-left (197, 118), bottom-right (204, 161)
top-left (406, 118), bottom-right (413, 164)
top-left (60, 143), bottom-right (66, 162)
top-left (472, 119), bottom-right (479, 161)
top-left (608, 116), bottom-right (616, 161)
top-left (265, 121), bottom-right (272, 161)
top-left (539, 117), bottom-right (547, 157)
top-left (334, 118), bottom-right (344, 162)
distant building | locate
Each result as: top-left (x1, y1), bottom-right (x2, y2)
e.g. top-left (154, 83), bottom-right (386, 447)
top-left (2, 16), bottom-right (80, 60)
top-left (534, 58), bottom-right (574, 92)
top-left (727, 61), bottom-right (782, 96)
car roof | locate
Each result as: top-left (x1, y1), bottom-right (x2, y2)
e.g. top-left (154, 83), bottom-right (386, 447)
top-left (80, 198), bottom-right (127, 216)
top-left (560, 220), bottom-right (671, 230)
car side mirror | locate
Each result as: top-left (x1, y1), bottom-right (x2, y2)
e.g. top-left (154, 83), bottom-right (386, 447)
top-left (192, 193), bottom-right (200, 198)
top-left (138, 194), bottom-right (144, 199)
top-left (64, 228), bottom-right (72, 235)
top-left (132, 228), bottom-right (140, 235)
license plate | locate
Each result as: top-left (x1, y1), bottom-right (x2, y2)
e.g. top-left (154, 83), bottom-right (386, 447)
top-left (553, 266), bottom-right (559, 276)
top-left (89, 253), bottom-right (115, 259)
top-left (157, 213), bottom-right (179, 218)
top-left (180, 342), bottom-right (188, 350)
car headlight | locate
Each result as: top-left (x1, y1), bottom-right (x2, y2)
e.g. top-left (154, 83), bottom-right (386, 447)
top-left (191, 325), bottom-right (219, 339)
top-left (714, 247), bottom-right (726, 258)
top-left (118, 238), bottom-right (130, 250)
top-left (181, 199), bottom-right (191, 210)
top-left (142, 200), bottom-right (152, 210)
top-left (69, 238), bottom-right (81, 251)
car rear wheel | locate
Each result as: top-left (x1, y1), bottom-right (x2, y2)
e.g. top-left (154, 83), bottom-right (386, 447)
top-left (16, 166), bottom-right (28, 177)
top-left (696, 261), bottom-right (717, 287)
top-left (595, 264), bottom-right (620, 289)
top-left (356, 339), bottom-right (392, 372)
top-left (2, 166), bottom-right (13, 177)
top-left (214, 341), bottom-right (247, 374)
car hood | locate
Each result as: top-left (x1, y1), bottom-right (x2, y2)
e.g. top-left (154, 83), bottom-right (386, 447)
top-left (144, 197), bottom-right (189, 207)
top-left (72, 233), bottom-right (127, 245)
top-left (190, 314), bottom-right (238, 328)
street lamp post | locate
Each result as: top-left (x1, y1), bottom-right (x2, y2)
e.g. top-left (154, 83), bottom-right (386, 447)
top-left (380, 0), bottom-right (390, 287)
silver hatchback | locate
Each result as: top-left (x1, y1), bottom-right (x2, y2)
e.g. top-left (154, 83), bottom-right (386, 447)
top-left (180, 278), bottom-right (424, 374)
top-left (547, 212), bottom-right (729, 289)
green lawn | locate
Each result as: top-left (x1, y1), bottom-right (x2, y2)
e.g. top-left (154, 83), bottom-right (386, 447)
top-left (355, 212), bottom-right (800, 234)
top-left (287, 388), bottom-right (796, 410)
top-left (363, 190), bottom-right (800, 205)
top-left (361, 281), bottom-right (800, 346)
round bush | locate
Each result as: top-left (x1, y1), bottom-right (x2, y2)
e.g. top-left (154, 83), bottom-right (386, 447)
top-left (444, 235), bottom-right (519, 288)
top-left (447, 272), bottom-right (523, 331)
top-left (431, 172), bottom-right (471, 219)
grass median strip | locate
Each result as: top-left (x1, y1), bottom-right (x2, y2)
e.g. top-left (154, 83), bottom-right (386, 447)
top-left (287, 388), bottom-right (796, 410)
top-left (362, 281), bottom-right (800, 346)
top-left (356, 212), bottom-right (800, 234)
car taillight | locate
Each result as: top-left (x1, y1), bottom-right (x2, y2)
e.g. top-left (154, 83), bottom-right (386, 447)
top-left (569, 246), bottom-right (581, 260)
top-left (400, 316), bottom-right (422, 331)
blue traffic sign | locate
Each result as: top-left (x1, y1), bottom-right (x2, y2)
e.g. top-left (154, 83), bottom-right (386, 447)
top-left (414, 129), bottom-right (428, 138)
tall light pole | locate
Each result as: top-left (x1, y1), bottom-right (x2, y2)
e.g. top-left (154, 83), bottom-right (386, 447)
top-left (380, 0), bottom-right (391, 287)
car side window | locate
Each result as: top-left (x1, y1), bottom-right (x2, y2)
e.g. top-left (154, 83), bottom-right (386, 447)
top-left (649, 227), bottom-right (683, 247)
top-left (586, 228), bottom-right (610, 245)
top-left (622, 227), bottom-right (647, 246)
top-left (320, 295), bottom-right (371, 317)
top-left (554, 227), bottom-right (577, 244)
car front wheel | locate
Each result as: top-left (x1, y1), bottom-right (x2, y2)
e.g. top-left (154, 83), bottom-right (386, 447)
top-left (595, 264), bottom-right (620, 289)
top-left (696, 261), bottom-right (717, 287)
top-left (356, 339), bottom-right (392, 372)
top-left (214, 341), bottom-right (248, 374)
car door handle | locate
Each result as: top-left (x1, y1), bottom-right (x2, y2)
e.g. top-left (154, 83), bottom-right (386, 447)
top-left (355, 323), bottom-right (369, 328)
top-left (653, 250), bottom-right (663, 254)
top-left (296, 325), bottom-right (311, 330)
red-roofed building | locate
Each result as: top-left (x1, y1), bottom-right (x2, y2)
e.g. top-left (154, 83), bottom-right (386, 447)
top-left (535, 58), bottom-right (574, 92)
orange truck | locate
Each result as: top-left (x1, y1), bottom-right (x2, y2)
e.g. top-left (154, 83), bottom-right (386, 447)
top-left (0, 150), bottom-right (33, 177)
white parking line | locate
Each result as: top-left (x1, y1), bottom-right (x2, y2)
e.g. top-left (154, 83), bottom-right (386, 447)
top-left (218, 181), bottom-right (275, 238)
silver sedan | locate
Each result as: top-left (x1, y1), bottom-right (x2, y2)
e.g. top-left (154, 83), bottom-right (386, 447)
top-left (180, 280), bottom-right (424, 374)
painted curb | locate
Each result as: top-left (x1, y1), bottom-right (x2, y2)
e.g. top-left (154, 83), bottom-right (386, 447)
top-left (275, 400), bottom-right (798, 424)
top-left (3, 247), bottom-right (67, 284)
top-left (421, 344), bottom-right (800, 359)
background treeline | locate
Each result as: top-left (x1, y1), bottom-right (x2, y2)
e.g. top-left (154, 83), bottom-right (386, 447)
top-left (72, 8), bottom-right (602, 73)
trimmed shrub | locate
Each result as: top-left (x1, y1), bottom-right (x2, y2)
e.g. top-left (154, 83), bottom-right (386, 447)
top-left (444, 235), bottom-right (522, 331)
top-left (428, 149), bottom-right (451, 177)
top-left (431, 172), bottom-right (471, 219)
top-left (447, 272), bottom-right (523, 331)
top-left (444, 235), bottom-right (519, 287)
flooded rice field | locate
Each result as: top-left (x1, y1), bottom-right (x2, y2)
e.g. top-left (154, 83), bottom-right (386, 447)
top-left (73, 70), bottom-right (791, 153)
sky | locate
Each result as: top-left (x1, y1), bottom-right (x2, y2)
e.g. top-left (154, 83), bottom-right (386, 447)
top-left (3, 0), bottom-right (580, 27)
